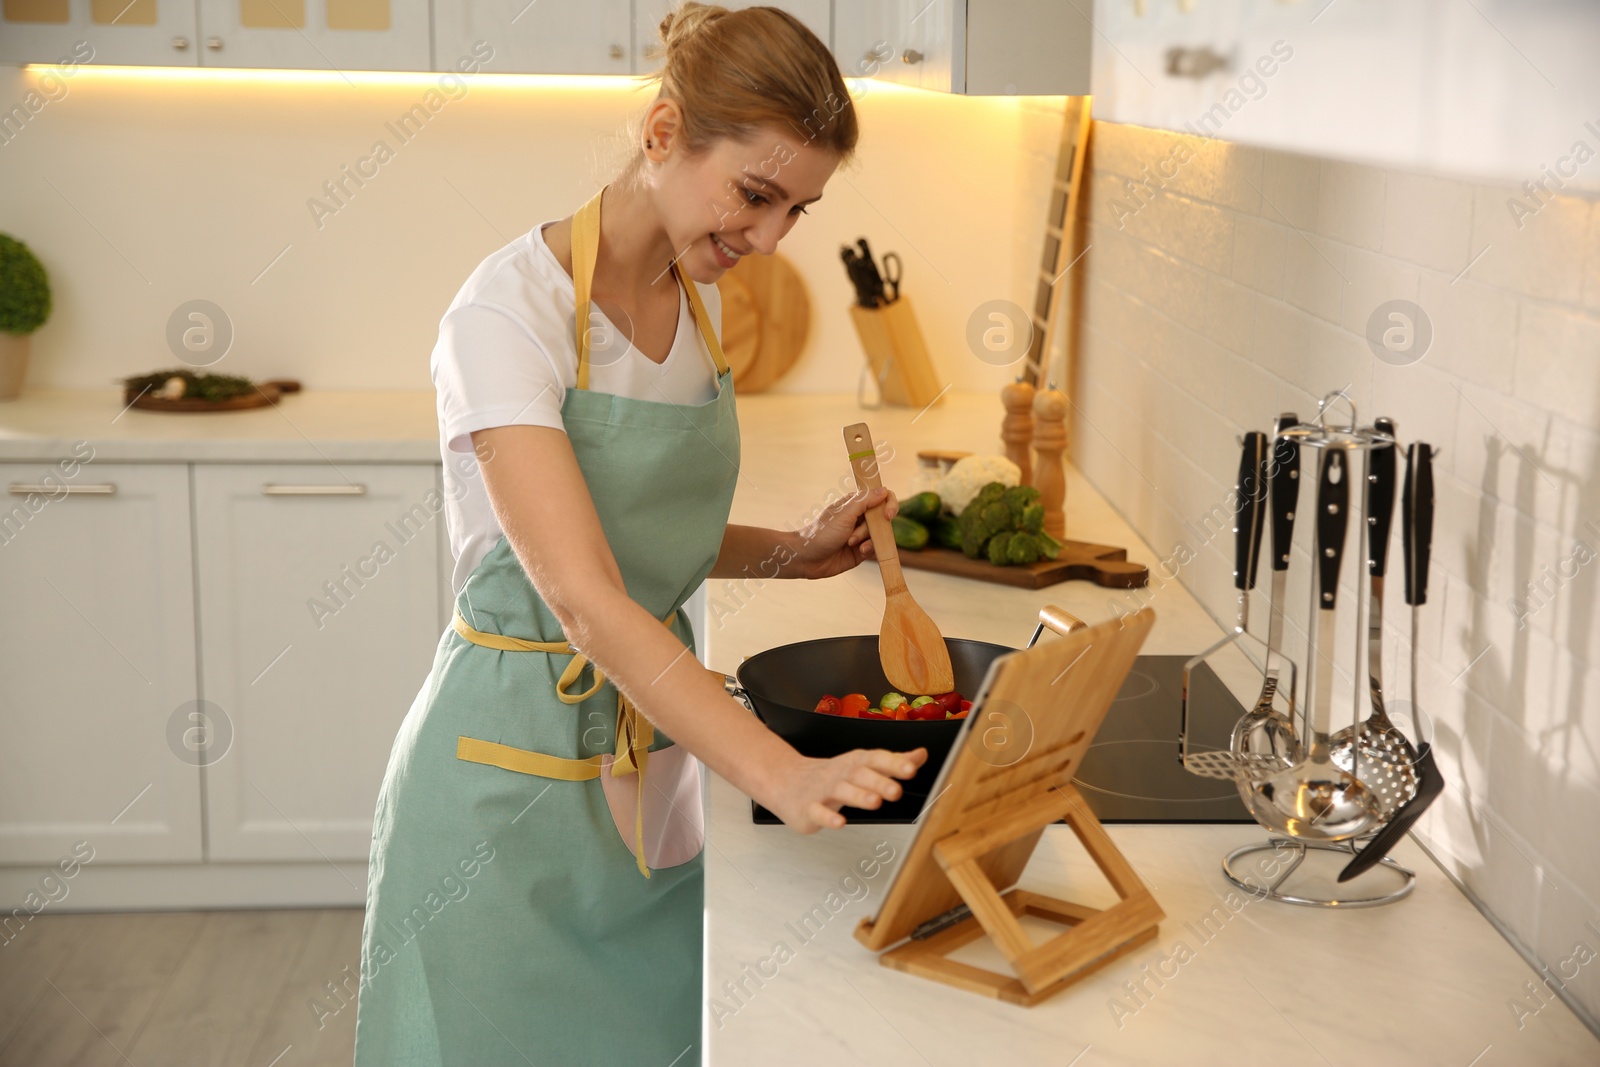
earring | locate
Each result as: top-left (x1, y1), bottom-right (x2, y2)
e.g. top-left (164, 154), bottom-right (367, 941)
top-left (646, 138), bottom-right (653, 149)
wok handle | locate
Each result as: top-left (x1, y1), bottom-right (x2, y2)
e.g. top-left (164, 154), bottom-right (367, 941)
top-left (1027, 604), bottom-right (1087, 647)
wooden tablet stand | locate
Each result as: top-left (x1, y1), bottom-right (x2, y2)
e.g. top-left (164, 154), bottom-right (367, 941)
top-left (854, 606), bottom-right (1163, 1006)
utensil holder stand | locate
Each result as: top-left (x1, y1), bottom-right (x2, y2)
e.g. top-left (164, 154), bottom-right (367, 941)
top-left (870, 782), bottom-right (1162, 1006)
top-left (1222, 837), bottom-right (1415, 908)
top-left (849, 297), bottom-right (944, 409)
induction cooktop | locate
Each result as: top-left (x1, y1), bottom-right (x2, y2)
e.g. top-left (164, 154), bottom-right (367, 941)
top-left (749, 654), bottom-right (1253, 825)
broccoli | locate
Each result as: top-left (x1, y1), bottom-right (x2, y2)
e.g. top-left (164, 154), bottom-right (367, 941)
top-left (1020, 501), bottom-right (1045, 534)
top-left (986, 532), bottom-right (1014, 566)
top-left (1006, 532), bottom-right (1043, 565)
top-left (1038, 531), bottom-right (1064, 560)
top-left (974, 482), bottom-right (1008, 509)
top-left (1002, 485), bottom-right (1041, 524)
top-left (958, 508), bottom-right (991, 558)
top-left (979, 501), bottom-right (1011, 536)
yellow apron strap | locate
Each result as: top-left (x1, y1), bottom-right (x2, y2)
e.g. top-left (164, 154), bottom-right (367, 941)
top-left (571, 183), bottom-right (731, 392)
top-left (571, 187), bottom-right (605, 391)
top-left (457, 736), bottom-right (604, 780)
top-left (675, 261), bottom-right (732, 379)
top-left (450, 607), bottom-right (683, 880)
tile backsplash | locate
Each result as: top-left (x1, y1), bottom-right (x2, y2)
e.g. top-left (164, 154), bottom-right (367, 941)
top-left (1069, 120), bottom-right (1600, 1025)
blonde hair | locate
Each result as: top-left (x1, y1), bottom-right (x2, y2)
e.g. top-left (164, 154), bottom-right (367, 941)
top-left (642, 2), bottom-right (858, 163)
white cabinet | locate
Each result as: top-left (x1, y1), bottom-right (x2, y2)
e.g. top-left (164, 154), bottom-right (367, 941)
top-left (192, 464), bottom-right (442, 862)
top-left (0, 461), bottom-right (203, 865)
top-left (193, 0), bottom-right (428, 70)
top-left (833, 0), bottom-right (1090, 95)
top-left (633, 0), bottom-right (830, 72)
top-left (0, 0), bottom-right (196, 67)
top-left (434, 0), bottom-right (631, 75)
top-left (1089, 0), bottom-right (1600, 186)
top-left (833, 0), bottom-right (961, 92)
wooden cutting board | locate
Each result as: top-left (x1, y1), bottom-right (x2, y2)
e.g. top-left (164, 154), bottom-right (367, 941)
top-left (897, 541), bottom-right (1148, 589)
top-left (716, 252), bottom-right (809, 393)
top-left (124, 378), bottom-right (301, 412)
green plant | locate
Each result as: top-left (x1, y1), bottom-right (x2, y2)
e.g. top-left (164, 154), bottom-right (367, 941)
top-left (0, 234), bottom-right (51, 336)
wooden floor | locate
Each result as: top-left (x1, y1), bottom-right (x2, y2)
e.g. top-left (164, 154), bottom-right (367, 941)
top-left (0, 908), bottom-right (362, 1067)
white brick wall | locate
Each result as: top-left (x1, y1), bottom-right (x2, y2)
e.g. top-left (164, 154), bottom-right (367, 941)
top-left (1071, 120), bottom-right (1600, 1024)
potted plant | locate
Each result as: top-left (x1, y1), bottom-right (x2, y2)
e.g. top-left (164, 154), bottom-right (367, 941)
top-left (0, 233), bottom-right (52, 400)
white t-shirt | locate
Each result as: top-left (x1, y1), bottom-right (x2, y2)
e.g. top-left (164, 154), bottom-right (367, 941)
top-left (431, 219), bottom-right (723, 596)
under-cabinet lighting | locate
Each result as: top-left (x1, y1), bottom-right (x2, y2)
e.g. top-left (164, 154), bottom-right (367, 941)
top-left (19, 63), bottom-right (645, 92)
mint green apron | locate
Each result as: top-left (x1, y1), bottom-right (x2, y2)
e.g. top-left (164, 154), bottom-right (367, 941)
top-left (354, 186), bottom-right (739, 1066)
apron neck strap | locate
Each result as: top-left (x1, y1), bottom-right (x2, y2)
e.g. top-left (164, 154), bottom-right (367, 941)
top-left (570, 185), bottom-right (731, 391)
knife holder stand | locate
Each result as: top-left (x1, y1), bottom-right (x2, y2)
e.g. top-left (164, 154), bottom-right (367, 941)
top-left (849, 296), bottom-right (944, 409)
top-left (856, 608), bottom-right (1163, 1006)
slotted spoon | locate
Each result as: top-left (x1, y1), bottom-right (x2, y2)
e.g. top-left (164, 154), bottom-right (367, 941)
top-left (1329, 416), bottom-right (1419, 820)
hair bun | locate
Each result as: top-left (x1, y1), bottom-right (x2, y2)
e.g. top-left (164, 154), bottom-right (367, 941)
top-left (659, 1), bottom-right (725, 54)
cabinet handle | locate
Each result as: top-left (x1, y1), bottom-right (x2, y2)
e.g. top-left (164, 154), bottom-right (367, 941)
top-left (206, 36), bottom-right (223, 50)
top-left (8, 483), bottom-right (116, 495)
top-left (172, 36), bottom-right (190, 50)
top-left (261, 483), bottom-right (367, 495)
top-left (1164, 45), bottom-right (1229, 78)
top-left (609, 43), bottom-right (624, 59)
top-left (901, 48), bottom-right (924, 64)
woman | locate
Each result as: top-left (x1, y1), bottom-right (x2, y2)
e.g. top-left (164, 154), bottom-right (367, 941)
top-left (353, 6), bottom-right (928, 1064)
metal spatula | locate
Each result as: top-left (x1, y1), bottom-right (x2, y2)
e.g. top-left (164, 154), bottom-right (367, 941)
top-left (843, 423), bottom-right (954, 696)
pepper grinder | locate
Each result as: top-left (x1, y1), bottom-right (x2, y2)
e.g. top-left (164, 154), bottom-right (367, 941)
top-left (1001, 378), bottom-right (1035, 487)
top-left (1032, 384), bottom-right (1068, 539)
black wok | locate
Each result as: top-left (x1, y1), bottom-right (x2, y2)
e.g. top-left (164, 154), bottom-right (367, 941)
top-left (732, 634), bottom-right (1018, 818)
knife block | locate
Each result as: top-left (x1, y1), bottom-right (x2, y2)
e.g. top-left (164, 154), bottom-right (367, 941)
top-left (849, 296), bottom-right (944, 409)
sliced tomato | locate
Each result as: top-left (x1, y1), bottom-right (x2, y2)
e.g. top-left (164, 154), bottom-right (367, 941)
top-left (959, 699), bottom-right (973, 712)
top-left (908, 701), bottom-right (946, 721)
top-left (839, 693), bottom-right (870, 718)
top-left (813, 695), bottom-right (841, 716)
top-left (931, 691), bottom-right (962, 713)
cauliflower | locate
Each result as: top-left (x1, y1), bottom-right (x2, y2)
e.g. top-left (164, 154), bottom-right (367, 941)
top-left (936, 455), bottom-right (1022, 514)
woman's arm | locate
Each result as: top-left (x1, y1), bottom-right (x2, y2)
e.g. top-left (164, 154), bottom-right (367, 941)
top-left (471, 424), bottom-right (925, 832)
top-left (709, 488), bottom-right (900, 581)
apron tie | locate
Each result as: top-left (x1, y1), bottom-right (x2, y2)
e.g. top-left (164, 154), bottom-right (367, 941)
top-left (450, 608), bottom-right (678, 879)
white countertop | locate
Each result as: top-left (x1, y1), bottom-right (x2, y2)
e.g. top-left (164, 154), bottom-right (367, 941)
top-left (0, 387), bottom-right (439, 463)
top-left (8, 384), bottom-right (1593, 1062)
top-left (701, 392), bottom-right (1599, 1066)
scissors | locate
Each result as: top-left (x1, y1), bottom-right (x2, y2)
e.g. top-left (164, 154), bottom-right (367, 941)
top-left (879, 251), bottom-right (901, 303)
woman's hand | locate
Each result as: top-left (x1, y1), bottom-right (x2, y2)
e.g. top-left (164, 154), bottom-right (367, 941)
top-left (766, 747), bottom-right (930, 833)
top-left (790, 487), bottom-right (899, 580)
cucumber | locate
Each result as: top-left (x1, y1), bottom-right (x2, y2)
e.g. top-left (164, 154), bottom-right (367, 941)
top-left (899, 491), bottom-right (941, 524)
top-left (891, 515), bottom-right (930, 551)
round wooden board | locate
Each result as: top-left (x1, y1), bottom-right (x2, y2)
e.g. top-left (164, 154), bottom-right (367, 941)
top-left (715, 252), bottom-right (809, 393)
top-left (125, 378), bottom-right (301, 412)
top-left (716, 270), bottom-right (762, 384)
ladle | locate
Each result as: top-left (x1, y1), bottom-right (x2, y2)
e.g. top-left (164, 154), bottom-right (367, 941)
top-left (1247, 446), bottom-right (1379, 840)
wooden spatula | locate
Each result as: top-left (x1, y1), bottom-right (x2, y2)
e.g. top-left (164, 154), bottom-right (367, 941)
top-left (843, 423), bottom-right (956, 696)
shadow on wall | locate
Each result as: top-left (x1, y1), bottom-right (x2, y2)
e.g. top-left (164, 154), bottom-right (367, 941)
top-left (1064, 115), bottom-right (1600, 1026)
top-left (1452, 423), bottom-right (1600, 964)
